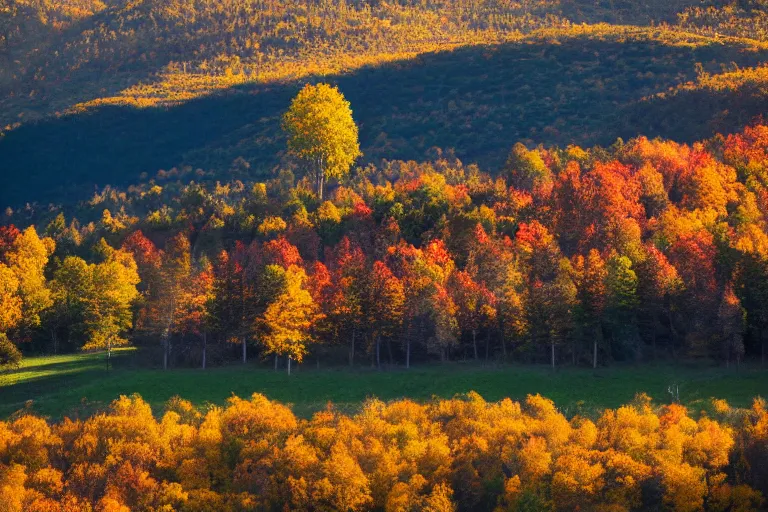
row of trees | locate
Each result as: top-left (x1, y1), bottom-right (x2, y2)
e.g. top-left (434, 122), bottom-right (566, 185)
top-left (1, 392), bottom-right (767, 511)
top-left (0, 225), bottom-right (139, 369)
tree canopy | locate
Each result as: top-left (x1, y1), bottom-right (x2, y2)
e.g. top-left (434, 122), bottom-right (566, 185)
top-left (283, 83), bottom-right (361, 199)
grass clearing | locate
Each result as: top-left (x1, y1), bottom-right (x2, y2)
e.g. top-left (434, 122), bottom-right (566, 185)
top-left (1, 349), bottom-right (766, 420)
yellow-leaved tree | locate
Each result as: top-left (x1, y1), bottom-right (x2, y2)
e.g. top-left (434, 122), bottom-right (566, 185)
top-left (5, 226), bottom-right (55, 331)
top-left (261, 265), bottom-right (322, 375)
top-left (0, 266), bottom-right (22, 363)
top-left (282, 83), bottom-right (361, 200)
top-left (68, 242), bottom-right (141, 369)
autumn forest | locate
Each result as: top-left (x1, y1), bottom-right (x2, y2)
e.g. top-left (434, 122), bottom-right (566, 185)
top-left (2, 0), bottom-right (768, 510)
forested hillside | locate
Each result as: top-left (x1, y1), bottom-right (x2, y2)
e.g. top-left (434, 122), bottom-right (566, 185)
top-left (2, 117), bottom-right (768, 371)
top-left (3, 0), bottom-right (768, 207)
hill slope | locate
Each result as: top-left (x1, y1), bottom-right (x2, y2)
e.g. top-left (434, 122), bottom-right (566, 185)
top-left (2, 27), bottom-right (768, 208)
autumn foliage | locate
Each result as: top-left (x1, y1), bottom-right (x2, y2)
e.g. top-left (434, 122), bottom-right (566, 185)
top-left (0, 393), bottom-right (766, 511)
top-left (3, 119), bottom-right (768, 369)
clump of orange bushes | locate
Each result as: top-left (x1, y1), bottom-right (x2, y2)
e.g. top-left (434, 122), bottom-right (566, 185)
top-left (1, 392), bottom-right (767, 511)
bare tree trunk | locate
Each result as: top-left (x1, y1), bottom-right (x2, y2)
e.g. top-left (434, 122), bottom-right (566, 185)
top-left (551, 341), bottom-right (555, 369)
top-left (376, 336), bottom-right (381, 370)
top-left (349, 329), bottom-right (355, 367)
top-left (387, 338), bottom-right (393, 366)
top-left (406, 334), bottom-right (411, 369)
top-left (202, 332), bottom-right (207, 370)
top-left (163, 332), bottom-right (168, 371)
top-left (106, 340), bottom-right (112, 371)
top-left (593, 340), bottom-right (597, 369)
top-left (52, 329), bottom-right (59, 355)
top-left (242, 336), bottom-right (246, 364)
top-left (472, 330), bottom-right (478, 360)
top-left (316, 157), bottom-right (326, 200)
top-left (485, 331), bottom-right (490, 361)
top-left (274, 354), bottom-right (278, 371)
top-left (668, 304), bottom-right (677, 360)
top-left (287, 355), bottom-right (292, 376)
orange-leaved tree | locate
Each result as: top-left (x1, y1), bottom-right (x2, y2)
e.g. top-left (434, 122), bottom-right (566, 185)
top-left (261, 265), bottom-right (322, 374)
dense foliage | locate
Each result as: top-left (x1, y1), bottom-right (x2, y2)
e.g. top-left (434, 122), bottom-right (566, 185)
top-left (2, 118), bottom-right (768, 370)
top-left (0, 392), bottom-right (767, 511)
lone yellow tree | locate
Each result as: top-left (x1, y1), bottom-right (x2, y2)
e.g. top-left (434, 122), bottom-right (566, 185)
top-left (282, 83), bottom-right (361, 200)
top-left (261, 265), bottom-right (322, 375)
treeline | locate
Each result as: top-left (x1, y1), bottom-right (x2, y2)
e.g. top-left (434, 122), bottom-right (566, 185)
top-left (2, 123), bottom-right (768, 370)
top-left (1, 392), bottom-right (767, 510)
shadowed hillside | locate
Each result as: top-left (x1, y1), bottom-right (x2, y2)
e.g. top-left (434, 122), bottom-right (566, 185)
top-left (3, 30), bottom-right (767, 208)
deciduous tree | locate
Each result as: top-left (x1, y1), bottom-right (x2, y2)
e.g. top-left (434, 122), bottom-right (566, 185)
top-left (261, 265), bottom-right (322, 375)
top-left (283, 83), bottom-right (361, 199)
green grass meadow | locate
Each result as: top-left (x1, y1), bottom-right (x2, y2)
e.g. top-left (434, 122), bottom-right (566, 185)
top-left (1, 349), bottom-right (767, 420)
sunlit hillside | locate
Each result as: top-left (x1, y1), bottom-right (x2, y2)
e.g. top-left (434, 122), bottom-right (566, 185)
top-left (2, 24), bottom-right (768, 207)
top-left (0, 0), bottom-right (698, 125)
top-left (2, 1), bottom-right (768, 208)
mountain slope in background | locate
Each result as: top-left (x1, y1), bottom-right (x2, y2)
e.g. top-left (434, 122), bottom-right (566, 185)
top-left (2, 0), bottom-right (768, 209)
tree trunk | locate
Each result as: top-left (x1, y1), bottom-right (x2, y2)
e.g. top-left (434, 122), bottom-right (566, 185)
top-left (472, 330), bottom-right (478, 360)
top-left (106, 340), bottom-right (112, 371)
top-left (349, 329), bottom-right (355, 367)
top-left (163, 333), bottom-right (168, 371)
top-left (593, 340), bottom-right (598, 369)
top-left (242, 336), bottom-right (246, 364)
top-left (287, 355), bottom-right (292, 376)
top-left (406, 337), bottom-right (411, 369)
top-left (316, 158), bottom-right (326, 200)
top-left (668, 303), bottom-right (677, 360)
top-left (485, 331), bottom-right (490, 361)
top-left (376, 336), bottom-right (381, 370)
top-left (593, 322), bottom-right (603, 369)
top-left (551, 341), bottom-right (555, 369)
top-left (274, 354), bottom-right (279, 371)
top-left (387, 338), bottom-right (393, 366)
top-left (202, 332), bottom-right (207, 370)
top-left (51, 329), bottom-right (58, 354)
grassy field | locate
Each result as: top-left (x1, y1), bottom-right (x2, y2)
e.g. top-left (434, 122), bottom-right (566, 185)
top-left (1, 349), bottom-right (767, 420)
